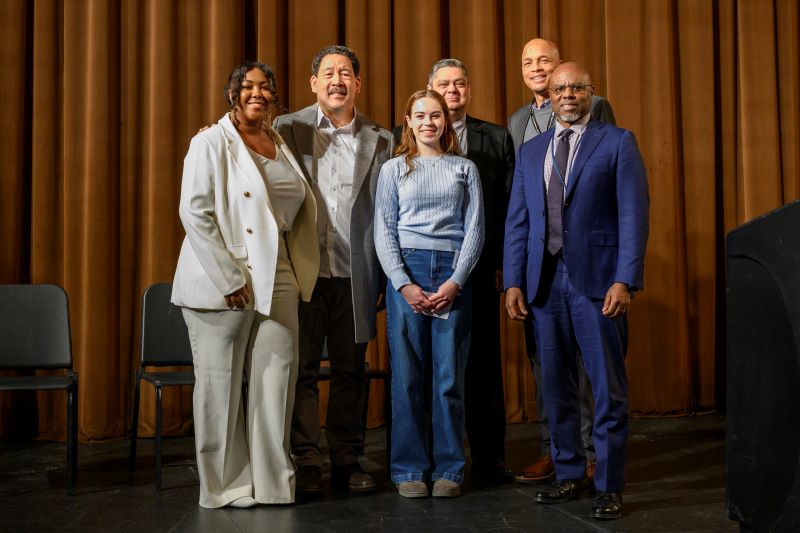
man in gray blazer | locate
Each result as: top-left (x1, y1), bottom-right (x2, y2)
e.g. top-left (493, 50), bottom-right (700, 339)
top-left (507, 38), bottom-right (617, 485)
top-left (509, 38), bottom-right (616, 153)
top-left (273, 45), bottom-right (393, 495)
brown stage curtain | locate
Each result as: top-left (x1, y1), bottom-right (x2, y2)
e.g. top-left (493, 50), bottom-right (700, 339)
top-left (1, 0), bottom-right (798, 441)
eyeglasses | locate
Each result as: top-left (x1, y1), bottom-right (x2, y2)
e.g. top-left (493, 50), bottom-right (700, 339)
top-left (549, 83), bottom-right (593, 96)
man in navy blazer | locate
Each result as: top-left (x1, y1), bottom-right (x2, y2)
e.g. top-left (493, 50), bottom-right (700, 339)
top-left (503, 63), bottom-right (649, 520)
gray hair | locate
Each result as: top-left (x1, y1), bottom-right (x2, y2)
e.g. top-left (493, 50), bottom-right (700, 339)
top-left (428, 58), bottom-right (469, 85)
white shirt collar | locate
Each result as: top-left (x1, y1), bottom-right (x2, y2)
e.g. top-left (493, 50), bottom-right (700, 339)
top-left (554, 112), bottom-right (591, 137)
top-left (316, 106), bottom-right (357, 133)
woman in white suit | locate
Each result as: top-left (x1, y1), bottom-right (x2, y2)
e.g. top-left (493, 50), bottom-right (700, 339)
top-left (172, 61), bottom-right (319, 508)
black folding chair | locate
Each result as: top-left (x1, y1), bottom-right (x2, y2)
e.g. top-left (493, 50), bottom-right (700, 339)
top-left (129, 282), bottom-right (249, 489)
top-left (0, 284), bottom-right (78, 495)
top-left (129, 282), bottom-right (194, 490)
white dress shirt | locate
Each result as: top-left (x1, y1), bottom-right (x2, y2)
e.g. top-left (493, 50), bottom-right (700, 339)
top-left (452, 116), bottom-right (468, 156)
top-left (312, 107), bottom-right (359, 277)
top-left (544, 112), bottom-right (592, 192)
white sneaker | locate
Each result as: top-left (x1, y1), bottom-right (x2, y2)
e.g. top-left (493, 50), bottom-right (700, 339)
top-left (227, 496), bottom-right (258, 508)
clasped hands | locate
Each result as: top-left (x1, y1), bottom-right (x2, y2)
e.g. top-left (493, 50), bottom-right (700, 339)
top-left (400, 280), bottom-right (459, 313)
top-left (505, 282), bottom-right (631, 320)
top-left (225, 284), bottom-right (251, 310)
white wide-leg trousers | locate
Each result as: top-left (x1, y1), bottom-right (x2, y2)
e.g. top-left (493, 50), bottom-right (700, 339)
top-left (182, 241), bottom-right (299, 508)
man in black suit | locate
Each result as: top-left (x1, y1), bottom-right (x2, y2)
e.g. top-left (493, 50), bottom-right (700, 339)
top-left (394, 58), bottom-right (515, 484)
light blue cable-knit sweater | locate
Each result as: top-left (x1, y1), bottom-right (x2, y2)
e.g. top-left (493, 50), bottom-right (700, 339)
top-left (374, 154), bottom-right (484, 291)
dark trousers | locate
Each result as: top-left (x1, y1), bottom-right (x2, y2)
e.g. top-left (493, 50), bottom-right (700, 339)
top-left (464, 266), bottom-right (507, 466)
top-left (524, 318), bottom-right (595, 457)
top-left (291, 277), bottom-right (367, 468)
top-left (531, 256), bottom-right (629, 492)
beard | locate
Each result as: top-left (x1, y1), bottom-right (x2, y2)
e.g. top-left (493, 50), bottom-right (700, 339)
top-left (557, 111), bottom-right (580, 123)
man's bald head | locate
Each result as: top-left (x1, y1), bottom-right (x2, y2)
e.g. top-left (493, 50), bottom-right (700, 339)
top-left (549, 62), bottom-right (594, 125)
top-left (521, 39), bottom-right (562, 101)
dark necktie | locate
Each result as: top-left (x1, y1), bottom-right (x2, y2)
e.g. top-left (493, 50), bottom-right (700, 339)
top-left (546, 129), bottom-right (573, 255)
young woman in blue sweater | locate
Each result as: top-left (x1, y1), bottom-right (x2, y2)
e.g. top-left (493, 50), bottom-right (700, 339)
top-left (374, 90), bottom-right (484, 498)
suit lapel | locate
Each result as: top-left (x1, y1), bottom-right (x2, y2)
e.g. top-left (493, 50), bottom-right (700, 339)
top-left (565, 121), bottom-right (605, 200)
top-left (532, 130), bottom-right (553, 207)
top-left (291, 106), bottom-right (317, 183)
top-left (466, 115), bottom-right (481, 156)
top-left (220, 115), bottom-right (272, 210)
top-left (510, 109), bottom-right (526, 150)
top-left (352, 113), bottom-right (377, 198)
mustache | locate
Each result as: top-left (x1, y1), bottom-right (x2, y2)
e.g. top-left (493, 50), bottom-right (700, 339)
top-left (328, 86), bottom-right (348, 96)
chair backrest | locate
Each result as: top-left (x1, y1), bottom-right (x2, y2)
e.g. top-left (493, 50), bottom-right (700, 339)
top-left (0, 284), bottom-right (72, 370)
top-left (140, 283), bottom-right (194, 367)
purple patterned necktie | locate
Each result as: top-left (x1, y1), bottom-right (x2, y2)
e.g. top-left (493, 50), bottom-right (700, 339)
top-left (546, 129), bottom-right (573, 255)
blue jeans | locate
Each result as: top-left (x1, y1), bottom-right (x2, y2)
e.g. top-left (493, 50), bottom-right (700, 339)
top-left (386, 248), bottom-right (472, 484)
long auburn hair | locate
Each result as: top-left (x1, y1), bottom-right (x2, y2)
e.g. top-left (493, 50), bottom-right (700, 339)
top-left (395, 90), bottom-right (460, 175)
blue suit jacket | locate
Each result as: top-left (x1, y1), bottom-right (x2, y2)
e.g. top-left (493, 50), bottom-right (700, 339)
top-left (503, 120), bottom-right (649, 303)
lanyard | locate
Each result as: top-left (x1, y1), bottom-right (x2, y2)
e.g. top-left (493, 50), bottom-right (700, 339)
top-left (528, 103), bottom-right (555, 135)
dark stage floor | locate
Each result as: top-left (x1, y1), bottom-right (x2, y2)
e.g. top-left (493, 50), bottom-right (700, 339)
top-left (0, 415), bottom-right (734, 532)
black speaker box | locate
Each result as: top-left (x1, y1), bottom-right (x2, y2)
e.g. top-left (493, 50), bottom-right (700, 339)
top-left (726, 200), bottom-right (800, 531)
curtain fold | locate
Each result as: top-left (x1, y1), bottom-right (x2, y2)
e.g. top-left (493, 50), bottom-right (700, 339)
top-left (1, 0), bottom-right (797, 441)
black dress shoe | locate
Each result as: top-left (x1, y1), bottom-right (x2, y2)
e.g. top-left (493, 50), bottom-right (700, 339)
top-left (592, 491), bottom-right (623, 520)
top-left (295, 465), bottom-right (323, 495)
top-left (472, 460), bottom-right (514, 485)
top-left (331, 463), bottom-right (376, 493)
top-left (535, 478), bottom-right (593, 504)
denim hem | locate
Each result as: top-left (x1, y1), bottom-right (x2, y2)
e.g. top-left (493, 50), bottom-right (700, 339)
top-left (431, 472), bottom-right (463, 483)
top-left (391, 472), bottom-right (425, 483)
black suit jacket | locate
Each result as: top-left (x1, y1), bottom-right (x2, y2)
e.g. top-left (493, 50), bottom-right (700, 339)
top-left (391, 115), bottom-right (514, 277)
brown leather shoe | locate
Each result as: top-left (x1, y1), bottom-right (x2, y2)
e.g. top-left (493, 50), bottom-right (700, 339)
top-left (514, 454), bottom-right (555, 484)
top-left (295, 465), bottom-right (324, 495)
top-left (586, 457), bottom-right (597, 482)
top-left (332, 463), bottom-right (376, 493)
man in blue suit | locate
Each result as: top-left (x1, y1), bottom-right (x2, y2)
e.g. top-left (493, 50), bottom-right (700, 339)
top-left (503, 62), bottom-right (649, 520)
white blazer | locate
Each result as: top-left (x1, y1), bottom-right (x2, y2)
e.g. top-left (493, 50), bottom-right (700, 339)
top-left (171, 113), bottom-right (320, 315)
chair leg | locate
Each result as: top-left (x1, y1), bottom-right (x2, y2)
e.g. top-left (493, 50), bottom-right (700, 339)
top-left (72, 378), bottom-right (79, 483)
top-left (155, 385), bottom-right (163, 491)
top-left (129, 371), bottom-right (142, 471)
top-left (383, 375), bottom-right (391, 462)
top-left (66, 385), bottom-right (75, 495)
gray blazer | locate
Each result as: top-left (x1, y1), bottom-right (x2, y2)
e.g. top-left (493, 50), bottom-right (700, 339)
top-left (273, 104), bottom-right (394, 343)
top-left (508, 95), bottom-right (616, 154)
